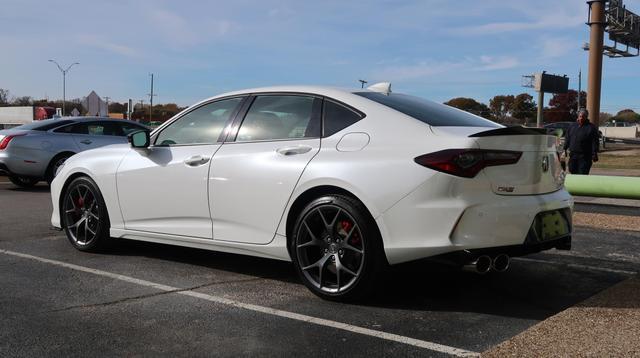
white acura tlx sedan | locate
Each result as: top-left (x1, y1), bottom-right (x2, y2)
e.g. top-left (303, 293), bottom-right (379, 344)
top-left (51, 83), bottom-right (572, 301)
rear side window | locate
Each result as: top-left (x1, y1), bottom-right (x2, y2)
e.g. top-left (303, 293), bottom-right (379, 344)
top-left (323, 100), bottom-right (363, 137)
top-left (236, 95), bottom-right (320, 142)
top-left (55, 122), bottom-right (121, 136)
top-left (355, 92), bottom-right (500, 128)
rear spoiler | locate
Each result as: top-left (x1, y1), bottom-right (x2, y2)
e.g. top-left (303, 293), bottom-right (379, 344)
top-left (469, 126), bottom-right (548, 137)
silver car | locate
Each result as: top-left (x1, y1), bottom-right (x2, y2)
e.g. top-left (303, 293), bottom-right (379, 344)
top-left (0, 117), bottom-right (148, 187)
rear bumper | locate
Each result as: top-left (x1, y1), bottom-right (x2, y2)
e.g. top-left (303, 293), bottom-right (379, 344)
top-left (419, 235), bottom-right (571, 267)
top-left (377, 175), bottom-right (573, 265)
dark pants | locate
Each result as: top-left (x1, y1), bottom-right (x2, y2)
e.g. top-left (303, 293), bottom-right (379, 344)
top-left (568, 153), bottom-right (592, 175)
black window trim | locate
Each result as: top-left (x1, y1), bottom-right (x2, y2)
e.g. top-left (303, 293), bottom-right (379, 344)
top-left (150, 95), bottom-right (249, 147)
top-left (224, 91), bottom-right (364, 144)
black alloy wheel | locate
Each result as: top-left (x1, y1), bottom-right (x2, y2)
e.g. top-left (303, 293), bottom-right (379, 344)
top-left (8, 175), bottom-right (39, 188)
top-left (291, 194), bottom-right (385, 301)
top-left (62, 176), bottom-right (110, 252)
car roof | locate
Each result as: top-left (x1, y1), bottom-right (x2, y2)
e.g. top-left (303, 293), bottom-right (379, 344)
top-left (190, 86), bottom-right (361, 108)
top-left (63, 117), bottom-right (144, 124)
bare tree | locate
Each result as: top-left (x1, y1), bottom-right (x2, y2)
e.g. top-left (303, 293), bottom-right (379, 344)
top-left (0, 88), bottom-right (9, 105)
top-left (12, 96), bottom-right (33, 106)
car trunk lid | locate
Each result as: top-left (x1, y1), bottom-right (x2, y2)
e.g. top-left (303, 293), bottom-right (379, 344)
top-left (434, 126), bottom-right (564, 195)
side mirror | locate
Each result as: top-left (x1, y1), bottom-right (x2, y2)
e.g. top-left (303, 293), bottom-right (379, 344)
top-left (128, 130), bottom-right (150, 148)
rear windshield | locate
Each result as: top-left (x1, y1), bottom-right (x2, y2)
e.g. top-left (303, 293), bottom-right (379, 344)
top-left (355, 92), bottom-right (500, 128)
top-left (14, 119), bottom-right (75, 131)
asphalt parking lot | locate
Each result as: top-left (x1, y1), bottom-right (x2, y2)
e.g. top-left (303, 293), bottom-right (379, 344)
top-left (1, 178), bottom-right (639, 357)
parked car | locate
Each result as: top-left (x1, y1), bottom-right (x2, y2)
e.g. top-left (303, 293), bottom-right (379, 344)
top-left (545, 121), bottom-right (605, 150)
top-left (544, 121), bottom-right (573, 137)
top-left (51, 85), bottom-right (572, 301)
top-left (0, 117), bottom-right (148, 187)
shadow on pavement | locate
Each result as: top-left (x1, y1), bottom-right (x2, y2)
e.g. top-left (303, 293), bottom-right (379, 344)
top-left (98, 238), bottom-right (627, 321)
top-left (8, 185), bottom-right (51, 193)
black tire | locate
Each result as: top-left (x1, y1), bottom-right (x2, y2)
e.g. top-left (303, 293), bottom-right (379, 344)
top-left (8, 175), bottom-right (39, 188)
top-left (61, 176), bottom-right (111, 252)
top-left (290, 194), bottom-right (386, 302)
top-left (46, 153), bottom-right (73, 185)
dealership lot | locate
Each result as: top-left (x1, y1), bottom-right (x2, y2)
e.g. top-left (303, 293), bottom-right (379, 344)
top-left (1, 179), bottom-right (639, 356)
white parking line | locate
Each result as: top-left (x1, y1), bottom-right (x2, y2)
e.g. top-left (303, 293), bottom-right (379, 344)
top-left (0, 249), bottom-right (478, 357)
top-left (515, 257), bottom-right (637, 276)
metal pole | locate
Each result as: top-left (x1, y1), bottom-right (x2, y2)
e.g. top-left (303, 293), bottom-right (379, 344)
top-left (587, 0), bottom-right (605, 127)
top-left (149, 73), bottom-right (154, 122)
top-left (104, 96), bottom-right (110, 116)
top-left (62, 71), bottom-right (66, 116)
top-left (577, 69), bottom-right (582, 112)
top-left (537, 91), bottom-right (544, 127)
top-left (48, 60), bottom-right (79, 117)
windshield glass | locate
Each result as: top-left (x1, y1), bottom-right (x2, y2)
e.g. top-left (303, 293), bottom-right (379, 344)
top-left (355, 92), bottom-right (500, 128)
top-left (13, 119), bottom-right (75, 131)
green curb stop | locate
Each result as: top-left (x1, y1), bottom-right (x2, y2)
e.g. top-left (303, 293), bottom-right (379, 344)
top-left (564, 174), bottom-right (640, 199)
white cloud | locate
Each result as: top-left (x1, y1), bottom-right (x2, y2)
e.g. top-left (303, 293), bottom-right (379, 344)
top-left (374, 61), bottom-right (465, 81)
top-left (477, 55), bottom-right (519, 71)
top-left (374, 55), bottom-right (520, 81)
top-left (148, 9), bottom-right (235, 48)
top-left (76, 35), bottom-right (139, 57)
top-left (538, 36), bottom-right (575, 59)
top-left (450, 4), bottom-right (584, 35)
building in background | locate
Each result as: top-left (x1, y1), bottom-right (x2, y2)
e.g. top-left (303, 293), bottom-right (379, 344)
top-left (82, 91), bottom-right (107, 117)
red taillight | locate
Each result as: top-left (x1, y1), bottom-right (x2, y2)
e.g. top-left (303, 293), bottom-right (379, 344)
top-left (414, 149), bottom-right (522, 178)
top-left (0, 134), bottom-right (26, 150)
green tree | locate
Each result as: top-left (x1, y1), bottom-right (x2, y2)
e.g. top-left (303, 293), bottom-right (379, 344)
top-left (545, 90), bottom-right (586, 122)
top-left (108, 102), bottom-right (126, 114)
top-left (444, 97), bottom-right (491, 119)
top-left (613, 109), bottom-right (640, 123)
top-left (489, 95), bottom-right (514, 122)
top-left (511, 93), bottom-right (536, 122)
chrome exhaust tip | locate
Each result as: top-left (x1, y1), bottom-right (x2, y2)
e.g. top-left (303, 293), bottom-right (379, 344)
top-left (463, 255), bottom-right (493, 274)
top-left (492, 254), bottom-right (510, 273)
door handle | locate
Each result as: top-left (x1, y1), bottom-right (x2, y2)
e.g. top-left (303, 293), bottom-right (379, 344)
top-left (184, 155), bottom-right (210, 166)
top-left (276, 145), bottom-right (313, 156)
top-left (80, 139), bottom-right (92, 145)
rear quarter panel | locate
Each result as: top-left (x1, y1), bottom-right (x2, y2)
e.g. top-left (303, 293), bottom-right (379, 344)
top-left (276, 94), bottom-right (480, 251)
top-left (6, 132), bottom-right (77, 176)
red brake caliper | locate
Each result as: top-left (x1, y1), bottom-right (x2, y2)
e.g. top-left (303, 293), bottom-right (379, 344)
top-left (340, 220), bottom-right (360, 245)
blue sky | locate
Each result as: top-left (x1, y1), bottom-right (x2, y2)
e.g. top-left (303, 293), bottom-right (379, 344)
top-left (2, 0), bottom-right (640, 113)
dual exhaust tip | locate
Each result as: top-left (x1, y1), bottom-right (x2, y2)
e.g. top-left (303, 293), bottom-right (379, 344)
top-left (464, 254), bottom-right (510, 274)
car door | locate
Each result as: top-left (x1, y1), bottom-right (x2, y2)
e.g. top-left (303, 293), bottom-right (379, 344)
top-left (69, 121), bottom-right (128, 150)
top-left (116, 97), bottom-right (245, 238)
top-left (210, 94), bottom-right (322, 244)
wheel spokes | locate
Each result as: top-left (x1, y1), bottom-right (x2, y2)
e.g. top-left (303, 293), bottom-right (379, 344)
top-left (64, 184), bottom-right (100, 245)
top-left (296, 204), bottom-right (365, 293)
top-left (297, 222), bottom-right (323, 249)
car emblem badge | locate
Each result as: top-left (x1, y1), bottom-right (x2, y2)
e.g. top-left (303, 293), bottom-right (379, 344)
top-left (541, 155), bottom-right (549, 172)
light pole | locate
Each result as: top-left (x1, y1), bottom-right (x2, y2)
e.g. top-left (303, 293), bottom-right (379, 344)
top-left (48, 59), bottom-right (79, 116)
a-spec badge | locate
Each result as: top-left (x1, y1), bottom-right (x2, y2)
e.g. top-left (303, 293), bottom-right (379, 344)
top-left (541, 155), bottom-right (550, 173)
